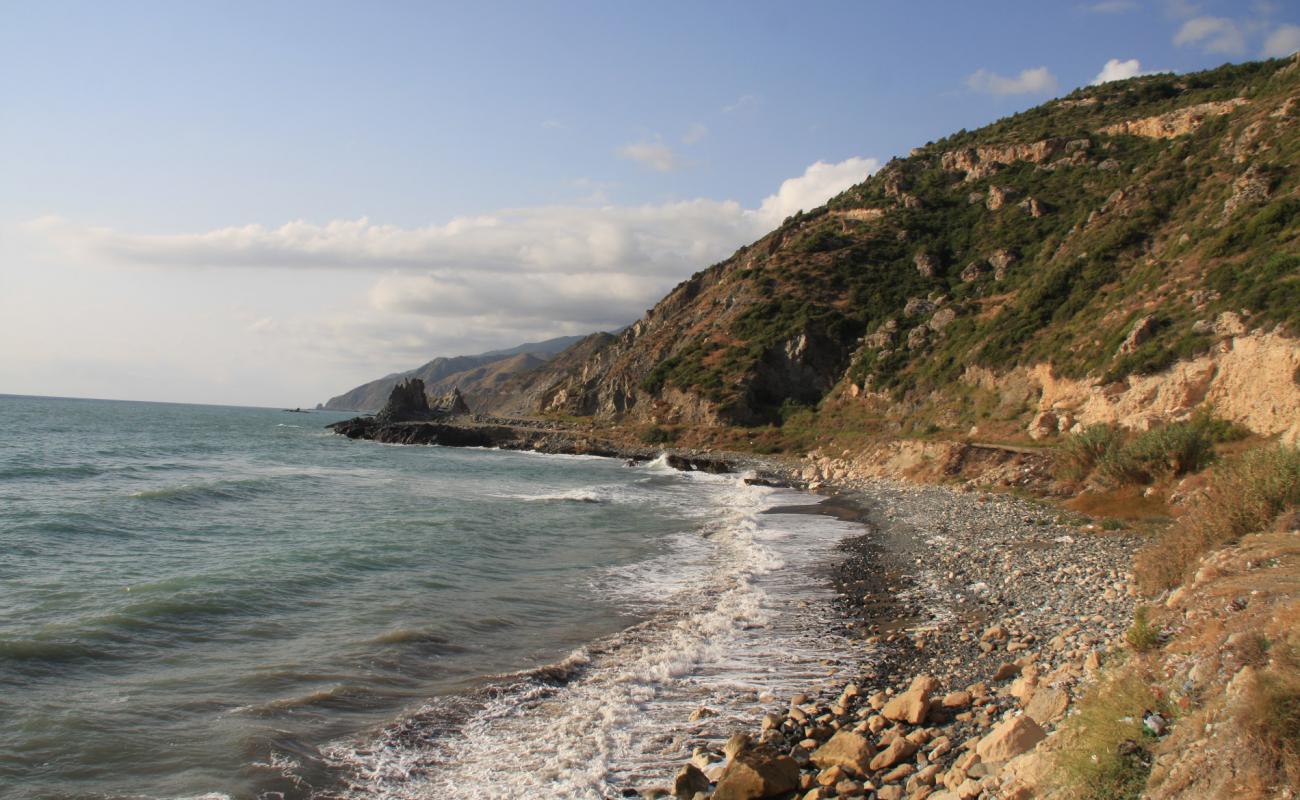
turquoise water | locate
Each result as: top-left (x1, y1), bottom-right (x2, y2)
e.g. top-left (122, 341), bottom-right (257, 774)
top-left (0, 395), bottom-right (862, 799)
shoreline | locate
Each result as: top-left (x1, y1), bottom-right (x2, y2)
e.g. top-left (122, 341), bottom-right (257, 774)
top-left (324, 417), bottom-right (1140, 799)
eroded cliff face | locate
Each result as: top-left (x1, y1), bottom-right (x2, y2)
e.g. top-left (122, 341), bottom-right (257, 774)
top-left (1027, 324), bottom-right (1300, 444)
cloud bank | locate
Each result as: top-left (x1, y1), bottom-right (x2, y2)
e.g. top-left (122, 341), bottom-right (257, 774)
top-left (1262, 23), bottom-right (1300, 57)
top-left (22, 156), bottom-right (879, 363)
top-left (1093, 57), bottom-right (1150, 84)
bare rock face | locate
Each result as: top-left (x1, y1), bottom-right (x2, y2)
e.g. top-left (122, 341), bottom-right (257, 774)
top-left (929, 308), bottom-right (958, 332)
top-left (1027, 410), bottom-right (1058, 441)
top-left (986, 185), bottom-right (1013, 211)
top-left (712, 750), bottom-right (800, 800)
top-left (1118, 314), bottom-right (1159, 355)
top-left (1019, 196), bottom-right (1049, 217)
top-left (960, 261), bottom-right (986, 282)
top-left (904, 297), bottom-right (936, 317)
top-left (810, 730), bottom-right (877, 775)
top-left (975, 715), bottom-right (1046, 763)
top-left (1222, 164), bottom-right (1273, 220)
top-left (375, 378), bottom-right (434, 423)
top-left (431, 387), bottom-right (471, 416)
top-left (914, 252), bottom-right (940, 277)
top-left (1099, 98), bottom-right (1248, 139)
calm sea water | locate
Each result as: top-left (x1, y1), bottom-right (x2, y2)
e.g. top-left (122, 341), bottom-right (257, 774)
top-left (0, 395), bottom-right (863, 800)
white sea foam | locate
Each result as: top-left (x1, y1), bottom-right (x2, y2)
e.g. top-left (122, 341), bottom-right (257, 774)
top-left (320, 471), bottom-right (865, 799)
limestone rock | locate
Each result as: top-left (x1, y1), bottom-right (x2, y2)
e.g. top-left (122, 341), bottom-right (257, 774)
top-left (975, 715), bottom-right (1046, 763)
top-left (870, 736), bottom-right (919, 771)
top-left (959, 261), bottom-right (986, 283)
top-left (1025, 687), bottom-right (1070, 724)
top-left (1118, 315), bottom-right (1159, 355)
top-left (809, 730), bottom-right (877, 775)
top-left (915, 252), bottom-right (940, 278)
top-left (1027, 411), bottom-right (1057, 441)
top-left (929, 308), bottom-right (957, 333)
top-left (988, 249), bottom-right (1017, 280)
top-left (882, 675), bottom-right (940, 724)
top-left (712, 751), bottom-right (799, 800)
top-left (986, 185), bottom-right (1013, 210)
top-left (673, 764), bottom-right (710, 799)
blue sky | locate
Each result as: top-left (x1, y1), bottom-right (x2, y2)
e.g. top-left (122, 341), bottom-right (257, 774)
top-left (2, 0), bottom-right (1298, 405)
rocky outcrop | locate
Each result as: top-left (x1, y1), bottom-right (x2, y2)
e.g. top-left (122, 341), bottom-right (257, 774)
top-left (1221, 163), bottom-right (1273, 220)
top-left (940, 139), bottom-right (1070, 181)
top-left (374, 378), bottom-right (434, 423)
top-left (1029, 324), bottom-right (1300, 443)
top-left (430, 387), bottom-right (471, 416)
top-left (1099, 98), bottom-right (1249, 139)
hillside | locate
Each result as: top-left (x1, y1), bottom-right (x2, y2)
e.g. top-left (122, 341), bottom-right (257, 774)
top-left (320, 334), bottom-right (588, 412)
top-left (526, 57), bottom-right (1299, 448)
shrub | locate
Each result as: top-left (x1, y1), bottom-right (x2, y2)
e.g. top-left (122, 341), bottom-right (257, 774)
top-left (1126, 606), bottom-right (1160, 652)
top-left (1239, 648), bottom-right (1300, 786)
top-left (1053, 665), bottom-right (1170, 800)
top-left (1058, 424), bottom-right (1124, 482)
top-left (1135, 444), bottom-right (1300, 593)
top-left (641, 426), bottom-right (676, 445)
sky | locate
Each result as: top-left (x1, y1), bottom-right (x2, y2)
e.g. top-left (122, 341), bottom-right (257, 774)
top-left (2, 1), bottom-right (1298, 407)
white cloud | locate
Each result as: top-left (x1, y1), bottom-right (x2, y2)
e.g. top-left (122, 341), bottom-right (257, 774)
top-left (682, 122), bottom-right (708, 145)
top-left (722, 94), bottom-right (760, 114)
top-left (1262, 23), bottom-right (1300, 56)
top-left (965, 66), bottom-right (1058, 95)
top-left (20, 156), bottom-right (880, 364)
top-left (1174, 16), bottom-right (1247, 53)
top-left (1082, 1), bottom-right (1138, 13)
top-left (1093, 57), bottom-right (1150, 83)
top-left (755, 157), bottom-right (879, 227)
top-left (617, 139), bottom-right (679, 172)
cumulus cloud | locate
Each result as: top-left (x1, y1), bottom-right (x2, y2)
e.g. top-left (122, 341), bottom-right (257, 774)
top-left (965, 66), bottom-right (1058, 95)
top-left (1093, 57), bottom-right (1151, 83)
top-left (1174, 16), bottom-right (1247, 53)
top-left (617, 139), bottom-right (679, 172)
top-left (1262, 23), bottom-right (1300, 56)
top-left (22, 156), bottom-right (880, 356)
top-left (755, 157), bottom-right (879, 227)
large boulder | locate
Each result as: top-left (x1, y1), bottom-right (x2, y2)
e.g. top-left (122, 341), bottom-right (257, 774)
top-left (882, 675), bottom-right (940, 724)
top-left (976, 715), bottom-right (1046, 763)
top-left (712, 750), bottom-right (800, 800)
top-left (810, 730), bottom-right (877, 775)
top-left (374, 378), bottom-right (434, 423)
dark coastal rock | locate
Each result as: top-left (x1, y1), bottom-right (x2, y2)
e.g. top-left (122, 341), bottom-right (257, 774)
top-left (375, 378), bottom-right (435, 423)
top-left (665, 454), bottom-right (733, 474)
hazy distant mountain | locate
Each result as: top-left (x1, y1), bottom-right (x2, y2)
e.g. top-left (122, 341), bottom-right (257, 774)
top-left (320, 334), bottom-right (588, 412)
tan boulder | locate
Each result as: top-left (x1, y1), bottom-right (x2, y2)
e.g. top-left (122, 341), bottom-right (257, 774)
top-left (975, 715), bottom-right (1047, 763)
top-left (870, 737), bottom-right (919, 771)
top-left (940, 691), bottom-right (972, 709)
top-left (1025, 686), bottom-right (1070, 724)
top-left (672, 764), bottom-right (710, 799)
top-left (882, 675), bottom-right (941, 724)
top-left (809, 730), bottom-right (876, 775)
top-left (712, 750), bottom-right (800, 800)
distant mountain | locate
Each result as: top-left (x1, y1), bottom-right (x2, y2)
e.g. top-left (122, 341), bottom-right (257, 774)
top-left (320, 334), bottom-right (590, 412)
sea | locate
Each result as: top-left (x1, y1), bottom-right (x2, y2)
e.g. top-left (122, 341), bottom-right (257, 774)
top-left (0, 394), bottom-right (866, 800)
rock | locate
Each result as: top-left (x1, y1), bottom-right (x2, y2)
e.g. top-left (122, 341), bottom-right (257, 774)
top-left (834, 778), bottom-right (864, 796)
top-left (816, 765), bottom-right (847, 786)
top-left (430, 387), bottom-right (471, 416)
top-left (904, 297), bottom-right (937, 317)
top-left (915, 252), bottom-right (940, 278)
top-left (877, 786), bottom-right (904, 800)
top-left (673, 764), bottom-right (710, 799)
top-left (882, 675), bottom-right (940, 725)
top-left (870, 737), bottom-right (919, 771)
top-left (689, 707), bottom-right (716, 721)
top-left (1019, 196), bottom-right (1048, 217)
top-left (993, 662), bottom-right (1021, 682)
top-left (988, 249), bottom-right (1017, 280)
top-left (374, 377), bottom-right (435, 423)
top-left (929, 308), bottom-right (957, 332)
top-left (959, 261), bottom-right (986, 282)
top-left (1024, 687), bottom-right (1069, 724)
top-left (986, 185), bottom-right (1013, 211)
top-left (712, 751), bottom-right (800, 800)
top-left (975, 715), bottom-right (1047, 763)
top-left (881, 763), bottom-right (915, 782)
top-left (809, 730), bottom-right (877, 775)
top-left (724, 733), bottom-right (752, 760)
top-left (907, 326), bottom-right (929, 350)
top-left (1027, 411), bottom-right (1057, 441)
top-left (941, 691), bottom-right (972, 709)
top-left (1118, 314), bottom-right (1159, 355)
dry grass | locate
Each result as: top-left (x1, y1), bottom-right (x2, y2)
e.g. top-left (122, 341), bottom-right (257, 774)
top-left (1053, 663), bottom-right (1171, 800)
top-left (1239, 646), bottom-right (1300, 788)
top-left (1135, 444), bottom-right (1300, 593)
